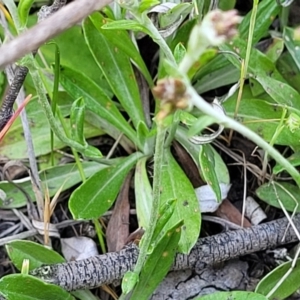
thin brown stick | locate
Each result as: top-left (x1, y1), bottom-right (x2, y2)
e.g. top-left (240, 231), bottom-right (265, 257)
top-left (0, 0), bottom-right (113, 70)
top-left (30, 214), bottom-right (300, 291)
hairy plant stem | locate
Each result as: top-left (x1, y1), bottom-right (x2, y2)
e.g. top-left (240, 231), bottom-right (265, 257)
top-left (128, 124), bottom-right (167, 292)
top-left (136, 13), bottom-right (176, 66)
top-left (188, 86), bottom-right (300, 187)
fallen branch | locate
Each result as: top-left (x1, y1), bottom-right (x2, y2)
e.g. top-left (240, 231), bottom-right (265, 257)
top-left (31, 214), bottom-right (300, 291)
top-left (0, 0), bottom-right (112, 70)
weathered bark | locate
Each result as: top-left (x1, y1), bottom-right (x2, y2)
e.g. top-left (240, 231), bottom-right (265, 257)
top-left (31, 214), bottom-right (300, 291)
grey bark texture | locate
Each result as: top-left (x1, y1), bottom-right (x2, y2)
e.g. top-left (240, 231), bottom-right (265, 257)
top-left (31, 214), bottom-right (300, 291)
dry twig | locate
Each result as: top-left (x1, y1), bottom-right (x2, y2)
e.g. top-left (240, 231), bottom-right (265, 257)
top-left (0, 0), bottom-right (113, 70)
top-left (31, 214), bottom-right (300, 291)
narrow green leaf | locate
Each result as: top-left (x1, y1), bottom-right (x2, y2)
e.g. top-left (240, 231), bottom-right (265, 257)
top-left (174, 42), bottom-right (186, 65)
top-left (18, 0), bottom-right (34, 26)
top-left (59, 65), bottom-right (137, 144)
top-left (70, 153), bottom-right (144, 219)
top-left (0, 162), bottom-right (109, 209)
top-left (101, 19), bottom-right (149, 34)
top-left (188, 115), bottom-right (216, 137)
top-left (0, 274), bottom-right (74, 300)
top-left (283, 26), bottom-right (300, 71)
top-left (151, 199), bottom-right (177, 245)
top-left (70, 98), bottom-right (85, 145)
top-left (256, 259), bottom-right (300, 300)
top-left (160, 149), bottom-right (201, 253)
top-left (83, 16), bottom-right (147, 130)
top-left (135, 157), bottom-right (153, 229)
top-left (256, 182), bottom-right (300, 212)
top-left (122, 271), bottom-right (139, 295)
top-left (199, 144), bottom-right (221, 202)
top-left (89, 13), bottom-right (152, 86)
top-left (196, 291), bottom-right (268, 300)
top-left (130, 221), bottom-right (182, 299)
top-left (6, 240), bottom-right (65, 271)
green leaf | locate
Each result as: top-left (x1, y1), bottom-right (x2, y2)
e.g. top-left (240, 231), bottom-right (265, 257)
top-left (89, 13), bottom-right (152, 86)
top-left (160, 149), bottom-right (201, 253)
top-left (101, 19), bottom-right (150, 34)
top-left (220, 38), bottom-right (300, 111)
top-left (0, 162), bottom-right (109, 209)
top-left (170, 18), bottom-right (196, 52)
top-left (39, 24), bottom-right (111, 92)
top-left (151, 199), bottom-right (177, 245)
top-left (70, 98), bottom-right (85, 145)
top-left (70, 153), bottom-right (144, 219)
top-left (256, 182), bottom-right (300, 212)
top-left (265, 37), bottom-right (284, 63)
top-left (130, 221), bottom-right (182, 299)
top-left (83, 16), bottom-right (147, 131)
top-left (174, 42), bottom-right (186, 65)
top-left (194, 0), bottom-right (279, 93)
top-left (159, 3), bottom-right (192, 28)
top-left (0, 274), bottom-right (74, 300)
top-left (273, 152), bottom-right (300, 174)
top-left (283, 26), bottom-right (300, 71)
top-left (138, 0), bottom-right (160, 13)
top-left (239, 0), bottom-right (279, 44)
top-left (175, 126), bottom-right (229, 184)
top-left (82, 145), bottom-right (103, 159)
top-left (196, 291), bottom-right (268, 300)
top-left (187, 48), bottom-right (217, 80)
top-left (0, 97), bottom-right (100, 159)
top-left (218, 0), bottom-right (236, 11)
top-left (59, 65), bottom-right (137, 145)
top-left (223, 97), bottom-right (300, 147)
top-left (256, 259), bottom-right (300, 300)
top-left (6, 240), bottom-right (64, 271)
top-left (122, 271), bottom-right (139, 295)
top-left (135, 157), bottom-right (153, 229)
top-left (199, 144), bottom-right (221, 202)
top-left (188, 115), bottom-right (217, 137)
top-left (194, 60), bottom-right (239, 94)
top-left (136, 122), bottom-right (156, 155)
top-left (18, 0), bottom-right (34, 26)
top-left (277, 52), bottom-right (300, 94)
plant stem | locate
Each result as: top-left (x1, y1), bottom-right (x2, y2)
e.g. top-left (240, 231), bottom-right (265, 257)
top-left (130, 124), bottom-right (167, 280)
top-left (138, 14), bottom-right (176, 66)
top-left (188, 86), bottom-right (300, 187)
